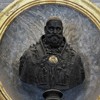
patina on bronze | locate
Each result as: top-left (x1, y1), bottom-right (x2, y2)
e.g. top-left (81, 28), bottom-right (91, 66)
top-left (19, 17), bottom-right (85, 91)
top-left (43, 89), bottom-right (63, 100)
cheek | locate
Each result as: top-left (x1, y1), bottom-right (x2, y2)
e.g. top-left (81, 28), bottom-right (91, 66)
top-left (58, 29), bottom-right (62, 33)
top-left (48, 30), bottom-right (54, 34)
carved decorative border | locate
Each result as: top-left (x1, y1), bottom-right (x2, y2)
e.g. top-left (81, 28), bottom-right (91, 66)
top-left (97, 96), bottom-right (100, 100)
top-left (0, 0), bottom-right (100, 100)
top-left (0, 82), bottom-right (12, 100)
top-left (0, 0), bottom-right (100, 41)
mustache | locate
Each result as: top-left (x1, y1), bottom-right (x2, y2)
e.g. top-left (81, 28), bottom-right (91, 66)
top-left (46, 34), bottom-right (63, 39)
top-left (44, 34), bottom-right (63, 47)
top-left (45, 34), bottom-right (63, 44)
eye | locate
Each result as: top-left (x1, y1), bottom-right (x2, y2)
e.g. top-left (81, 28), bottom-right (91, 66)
top-left (56, 27), bottom-right (61, 32)
top-left (48, 27), bottom-right (54, 31)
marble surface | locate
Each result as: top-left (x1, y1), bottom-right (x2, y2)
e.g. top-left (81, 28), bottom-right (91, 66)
top-left (0, 4), bottom-right (100, 100)
top-left (0, 0), bottom-right (13, 11)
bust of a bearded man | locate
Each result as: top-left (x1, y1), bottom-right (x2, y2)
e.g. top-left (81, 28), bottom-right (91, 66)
top-left (19, 17), bottom-right (85, 90)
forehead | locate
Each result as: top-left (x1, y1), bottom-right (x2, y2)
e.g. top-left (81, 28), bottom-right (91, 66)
top-left (46, 20), bottom-right (63, 27)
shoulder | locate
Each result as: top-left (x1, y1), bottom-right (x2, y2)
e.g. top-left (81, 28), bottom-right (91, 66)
top-left (25, 42), bottom-right (40, 54)
top-left (64, 44), bottom-right (82, 60)
top-left (65, 44), bottom-right (76, 55)
top-left (21, 42), bottom-right (44, 59)
top-left (20, 44), bottom-right (37, 59)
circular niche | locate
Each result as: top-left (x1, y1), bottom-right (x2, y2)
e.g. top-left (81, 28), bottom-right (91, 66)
top-left (0, 4), bottom-right (100, 100)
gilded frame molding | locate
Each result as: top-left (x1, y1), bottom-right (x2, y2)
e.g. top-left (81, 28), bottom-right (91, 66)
top-left (0, 0), bottom-right (100, 40)
top-left (0, 0), bottom-right (100, 100)
top-left (0, 82), bottom-right (12, 100)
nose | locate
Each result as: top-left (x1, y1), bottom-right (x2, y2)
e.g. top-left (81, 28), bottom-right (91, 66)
top-left (54, 29), bottom-right (57, 34)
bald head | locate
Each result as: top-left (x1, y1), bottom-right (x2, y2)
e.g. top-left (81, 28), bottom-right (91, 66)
top-left (45, 17), bottom-right (63, 35)
top-left (46, 17), bottom-right (63, 27)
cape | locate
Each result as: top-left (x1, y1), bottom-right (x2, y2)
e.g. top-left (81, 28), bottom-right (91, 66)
top-left (19, 37), bottom-right (85, 90)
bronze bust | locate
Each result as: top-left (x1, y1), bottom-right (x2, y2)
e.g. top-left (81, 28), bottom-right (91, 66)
top-left (19, 17), bottom-right (85, 90)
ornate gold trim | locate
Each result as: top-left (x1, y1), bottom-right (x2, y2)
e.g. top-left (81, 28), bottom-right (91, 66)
top-left (97, 96), bottom-right (100, 100)
top-left (0, 0), bottom-right (100, 100)
top-left (0, 0), bottom-right (100, 40)
top-left (0, 82), bottom-right (12, 100)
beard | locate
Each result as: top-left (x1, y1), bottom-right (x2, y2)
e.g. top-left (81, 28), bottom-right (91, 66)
top-left (45, 33), bottom-right (63, 48)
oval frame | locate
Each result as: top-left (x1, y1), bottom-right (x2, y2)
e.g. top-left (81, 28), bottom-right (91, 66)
top-left (0, 0), bottom-right (100, 40)
top-left (0, 0), bottom-right (100, 100)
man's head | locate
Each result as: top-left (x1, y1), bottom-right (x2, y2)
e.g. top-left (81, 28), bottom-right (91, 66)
top-left (45, 17), bottom-right (63, 35)
top-left (44, 17), bottom-right (64, 48)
